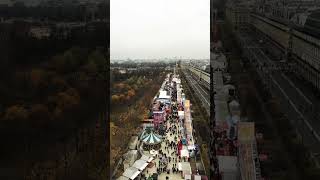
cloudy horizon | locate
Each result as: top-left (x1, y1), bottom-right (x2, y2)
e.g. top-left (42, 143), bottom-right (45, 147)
top-left (110, 0), bottom-right (210, 60)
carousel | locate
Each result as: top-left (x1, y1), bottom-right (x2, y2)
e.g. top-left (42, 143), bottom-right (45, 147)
top-left (141, 129), bottom-right (162, 151)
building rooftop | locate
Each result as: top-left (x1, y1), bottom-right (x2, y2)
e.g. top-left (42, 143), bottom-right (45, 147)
top-left (122, 167), bottom-right (140, 180)
top-left (158, 90), bottom-right (170, 99)
top-left (131, 159), bottom-right (149, 171)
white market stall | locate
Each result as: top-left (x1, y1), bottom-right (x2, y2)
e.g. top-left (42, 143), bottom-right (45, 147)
top-left (194, 175), bottom-right (202, 180)
top-left (122, 167), bottom-right (141, 180)
top-left (140, 154), bottom-right (154, 163)
top-left (117, 176), bottom-right (130, 180)
top-left (132, 159), bottom-right (149, 171)
top-left (178, 162), bottom-right (192, 178)
top-left (158, 90), bottom-right (171, 102)
top-left (178, 111), bottom-right (184, 120)
top-left (185, 174), bottom-right (192, 180)
top-left (180, 149), bottom-right (189, 158)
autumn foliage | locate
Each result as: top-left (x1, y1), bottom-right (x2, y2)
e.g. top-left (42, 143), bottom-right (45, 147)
top-left (0, 47), bottom-right (105, 128)
top-left (110, 65), bottom-right (167, 172)
top-left (111, 76), bottom-right (150, 105)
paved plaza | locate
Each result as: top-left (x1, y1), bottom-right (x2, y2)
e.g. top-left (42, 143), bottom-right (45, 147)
top-left (142, 117), bottom-right (190, 180)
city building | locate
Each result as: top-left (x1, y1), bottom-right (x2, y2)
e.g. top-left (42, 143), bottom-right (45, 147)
top-left (225, 0), bottom-right (254, 31)
top-left (226, 0), bottom-right (320, 91)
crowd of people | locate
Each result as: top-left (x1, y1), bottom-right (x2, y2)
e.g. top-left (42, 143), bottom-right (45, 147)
top-left (142, 76), bottom-right (191, 179)
top-left (149, 106), bottom-right (189, 176)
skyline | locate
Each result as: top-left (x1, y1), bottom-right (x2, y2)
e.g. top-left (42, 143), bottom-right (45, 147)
top-left (110, 0), bottom-right (210, 60)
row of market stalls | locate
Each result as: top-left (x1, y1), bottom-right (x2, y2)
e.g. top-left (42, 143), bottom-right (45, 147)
top-left (211, 69), bottom-right (240, 180)
top-left (211, 52), bottom-right (262, 180)
top-left (119, 154), bottom-right (155, 180)
top-left (172, 73), bottom-right (207, 179)
top-left (119, 71), bottom-right (209, 180)
top-left (168, 73), bottom-right (194, 178)
top-left (151, 74), bottom-right (172, 129)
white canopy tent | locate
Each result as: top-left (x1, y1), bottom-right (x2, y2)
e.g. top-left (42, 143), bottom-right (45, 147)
top-left (132, 159), bottom-right (149, 171)
top-left (140, 154), bottom-right (154, 163)
top-left (180, 149), bottom-right (189, 158)
top-left (178, 111), bottom-right (184, 120)
top-left (122, 167), bottom-right (140, 180)
top-left (185, 174), bottom-right (192, 180)
top-left (159, 90), bottom-right (171, 99)
top-left (194, 175), bottom-right (202, 180)
top-left (117, 176), bottom-right (130, 180)
top-left (187, 145), bottom-right (196, 150)
top-left (178, 162), bottom-right (192, 178)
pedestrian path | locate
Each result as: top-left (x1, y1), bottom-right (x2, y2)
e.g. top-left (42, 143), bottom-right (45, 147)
top-left (142, 118), bottom-right (188, 180)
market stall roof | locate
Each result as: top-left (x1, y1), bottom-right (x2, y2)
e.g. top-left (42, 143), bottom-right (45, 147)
top-left (180, 149), bottom-right (189, 157)
top-left (187, 145), bottom-right (196, 150)
top-left (132, 159), bottom-right (149, 171)
top-left (213, 71), bottom-right (224, 92)
top-left (141, 131), bottom-right (162, 145)
top-left (185, 174), bottom-right (191, 180)
top-left (178, 162), bottom-right (192, 174)
top-left (215, 99), bottom-right (229, 123)
top-left (238, 122), bottom-right (255, 143)
top-left (117, 176), bottom-right (130, 180)
top-left (122, 167), bottom-right (140, 180)
top-left (217, 156), bottom-right (238, 173)
top-left (159, 90), bottom-right (170, 99)
top-left (140, 154), bottom-right (154, 162)
top-left (194, 175), bottom-right (202, 180)
top-left (184, 100), bottom-right (190, 108)
top-left (178, 111), bottom-right (184, 117)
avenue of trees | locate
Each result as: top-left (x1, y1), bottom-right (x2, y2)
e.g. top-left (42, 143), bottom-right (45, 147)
top-left (0, 46), bottom-right (106, 179)
top-left (111, 76), bottom-right (149, 105)
top-left (0, 2), bottom-right (108, 178)
top-left (1, 46), bottom-right (105, 128)
top-left (110, 63), bottom-right (169, 173)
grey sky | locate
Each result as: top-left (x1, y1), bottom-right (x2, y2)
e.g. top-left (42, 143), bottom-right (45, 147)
top-left (110, 0), bottom-right (210, 60)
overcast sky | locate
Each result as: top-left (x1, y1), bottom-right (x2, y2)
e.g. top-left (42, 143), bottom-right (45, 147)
top-left (110, 0), bottom-right (210, 60)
